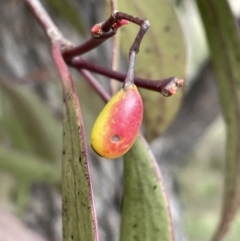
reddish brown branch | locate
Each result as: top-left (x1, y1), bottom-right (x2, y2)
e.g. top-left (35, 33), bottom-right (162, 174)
top-left (70, 58), bottom-right (183, 97)
top-left (78, 69), bottom-right (111, 102)
top-left (62, 18), bottom-right (128, 62)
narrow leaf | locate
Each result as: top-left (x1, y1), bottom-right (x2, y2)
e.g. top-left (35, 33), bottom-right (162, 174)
top-left (196, 1), bottom-right (240, 240)
top-left (120, 134), bottom-right (173, 241)
top-left (118, 0), bottom-right (186, 141)
top-left (0, 146), bottom-right (60, 184)
top-left (52, 42), bottom-right (99, 241)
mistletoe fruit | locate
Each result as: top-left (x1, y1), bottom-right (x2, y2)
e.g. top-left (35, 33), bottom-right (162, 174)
top-left (91, 84), bottom-right (143, 159)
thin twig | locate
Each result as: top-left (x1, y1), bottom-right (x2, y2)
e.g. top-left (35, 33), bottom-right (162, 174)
top-left (109, 0), bottom-right (119, 95)
top-left (123, 51), bottom-right (136, 88)
top-left (62, 29), bottom-right (116, 62)
top-left (78, 69), bottom-right (111, 103)
top-left (110, 12), bottom-right (150, 87)
top-left (25, 0), bottom-right (70, 45)
top-left (70, 58), bottom-right (183, 96)
top-left (62, 17), bottom-right (128, 62)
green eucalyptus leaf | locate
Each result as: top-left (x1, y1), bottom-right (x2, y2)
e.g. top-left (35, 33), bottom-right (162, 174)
top-left (118, 0), bottom-right (186, 141)
top-left (120, 134), bottom-right (173, 241)
top-left (52, 42), bottom-right (99, 241)
top-left (196, 0), bottom-right (240, 240)
top-left (0, 81), bottom-right (62, 163)
top-left (0, 146), bottom-right (60, 184)
top-left (62, 100), bottom-right (98, 241)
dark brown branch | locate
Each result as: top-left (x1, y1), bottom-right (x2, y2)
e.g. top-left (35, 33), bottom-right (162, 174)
top-left (62, 15), bottom-right (129, 62)
top-left (70, 58), bottom-right (183, 97)
top-left (62, 28), bottom-right (116, 62)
